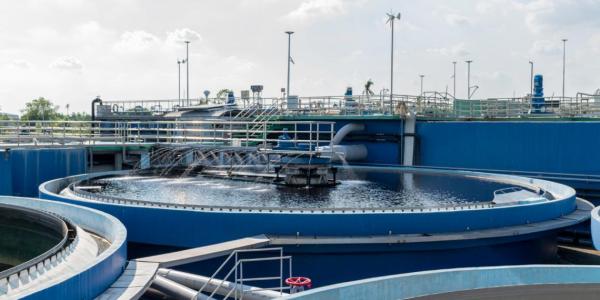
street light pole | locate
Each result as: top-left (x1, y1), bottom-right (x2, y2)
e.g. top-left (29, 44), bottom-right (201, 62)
top-left (185, 41), bottom-right (190, 106)
top-left (177, 59), bottom-right (182, 106)
top-left (452, 61), bottom-right (456, 98)
top-left (285, 31), bottom-right (294, 100)
top-left (386, 12), bottom-right (401, 111)
top-left (562, 38), bottom-right (567, 100)
top-left (465, 60), bottom-right (473, 99)
top-left (419, 75), bottom-right (424, 96)
top-left (529, 61), bottom-right (534, 97)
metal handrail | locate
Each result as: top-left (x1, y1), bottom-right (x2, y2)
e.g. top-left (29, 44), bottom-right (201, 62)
top-left (195, 247), bottom-right (291, 300)
top-left (97, 92), bottom-right (600, 119)
top-left (0, 120), bottom-right (335, 149)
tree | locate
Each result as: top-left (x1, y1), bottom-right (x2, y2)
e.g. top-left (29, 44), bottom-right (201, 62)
top-left (216, 89), bottom-right (232, 99)
top-left (64, 112), bottom-right (91, 121)
top-left (21, 97), bottom-right (61, 121)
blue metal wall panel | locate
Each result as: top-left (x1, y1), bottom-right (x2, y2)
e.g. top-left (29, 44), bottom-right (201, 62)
top-left (0, 151), bottom-right (12, 195)
top-left (9, 148), bottom-right (87, 197)
top-left (416, 121), bottom-right (600, 174)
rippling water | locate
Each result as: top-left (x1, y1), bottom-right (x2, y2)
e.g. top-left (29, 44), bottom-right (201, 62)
top-left (91, 168), bottom-right (510, 209)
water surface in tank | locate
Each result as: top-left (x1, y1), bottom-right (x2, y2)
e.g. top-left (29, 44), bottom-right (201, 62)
top-left (0, 207), bottom-right (63, 272)
top-left (89, 168), bottom-right (513, 209)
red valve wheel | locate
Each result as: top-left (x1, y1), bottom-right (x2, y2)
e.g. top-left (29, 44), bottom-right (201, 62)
top-left (285, 277), bottom-right (312, 288)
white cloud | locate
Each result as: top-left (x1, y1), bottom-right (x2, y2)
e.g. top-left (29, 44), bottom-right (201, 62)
top-left (285, 0), bottom-right (345, 21)
top-left (166, 28), bottom-right (202, 46)
top-left (445, 13), bottom-right (472, 26)
top-left (530, 40), bottom-right (562, 55)
top-left (590, 34), bottom-right (600, 54)
top-left (49, 56), bottom-right (83, 70)
top-left (8, 59), bottom-right (33, 69)
top-left (114, 30), bottom-right (160, 53)
top-left (74, 21), bottom-right (107, 38)
top-left (514, 0), bottom-right (600, 34)
top-left (427, 43), bottom-right (470, 57)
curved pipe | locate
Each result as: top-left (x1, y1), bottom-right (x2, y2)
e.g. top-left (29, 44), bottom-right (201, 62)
top-left (319, 123), bottom-right (367, 162)
top-left (331, 123), bottom-right (365, 146)
top-left (157, 268), bottom-right (283, 300)
top-left (91, 96), bottom-right (102, 122)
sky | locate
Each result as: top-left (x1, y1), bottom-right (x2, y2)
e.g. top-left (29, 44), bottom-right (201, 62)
top-left (0, 0), bottom-right (599, 114)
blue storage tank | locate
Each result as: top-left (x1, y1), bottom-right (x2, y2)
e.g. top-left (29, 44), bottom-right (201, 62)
top-left (532, 74), bottom-right (545, 113)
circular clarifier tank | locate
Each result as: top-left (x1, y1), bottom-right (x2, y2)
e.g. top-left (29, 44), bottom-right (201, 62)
top-left (0, 204), bottom-right (67, 273)
top-left (0, 196), bottom-right (127, 299)
top-left (40, 166), bottom-right (591, 286)
top-left (88, 168), bottom-right (512, 209)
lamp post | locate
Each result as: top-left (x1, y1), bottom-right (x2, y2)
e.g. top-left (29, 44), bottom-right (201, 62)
top-left (465, 60), bottom-right (473, 99)
top-left (452, 61), bottom-right (456, 98)
top-left (285, 31), bottom-right (294, 100)
top-left (386, 12), bottom-right (401, 110)
top-left (177, 59), bottom-right (182, 106)
top-left (562, 38), bottom-right (567, 100)
top-left (185, 41), bottom-right (190, 106)
top-left (529, 61), bottom-right (534, 97)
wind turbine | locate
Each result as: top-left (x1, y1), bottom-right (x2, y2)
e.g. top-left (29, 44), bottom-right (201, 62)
top-left (386, 11), bottom-right (401, 112)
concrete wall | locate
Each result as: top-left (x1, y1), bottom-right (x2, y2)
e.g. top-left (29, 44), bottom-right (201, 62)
top-left (0, 147), bottom-right (87, 197)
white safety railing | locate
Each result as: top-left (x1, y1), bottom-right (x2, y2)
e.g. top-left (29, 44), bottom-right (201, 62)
top-left (97, 91), bottom-right (600, 119)
top-left (197, 247), bottom-right (292, 300)
top-left (0, 120), bottom-right (335, 152)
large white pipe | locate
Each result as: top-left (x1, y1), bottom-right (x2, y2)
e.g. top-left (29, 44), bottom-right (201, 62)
top-left (331, 123), bottom-right (365, 145)
top-left (158, 268), bottom-right (285, 300)
top-left (152, 275), bottom-right (214, 300)
top-left (318, 123), bottom-right (368, 162)
top-left (318, 144), bottom-right (368, 162)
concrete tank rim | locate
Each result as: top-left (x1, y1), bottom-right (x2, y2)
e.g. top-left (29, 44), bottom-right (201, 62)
top-left (0, 196), bottom-right (127, 298)
top-left (279, 264), bottom-right (600, 300)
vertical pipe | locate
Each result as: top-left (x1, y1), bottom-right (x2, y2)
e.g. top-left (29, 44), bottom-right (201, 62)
top-left (185, 41), bottom-right (190, 106)
top-left (178, 60), bottom-right (181, 106)
top-left (452, 61), bottom-right (456, 98)
top-left (286, 31), bottom-right (293, 100)
top-left (529, 61), bottom-right (534, 97)
top-left (562, 39), bottom-right (567, 100)
top-left (390, 18), bottom-right (394, 107)
top-left (419, 75), bottom-right (424, 96)
top-left (466, 60), bottom-right (472, 99)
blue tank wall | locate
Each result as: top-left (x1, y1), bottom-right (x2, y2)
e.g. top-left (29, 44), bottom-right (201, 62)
top-left (40, 170), bottom-right (577, 247)
top-left (415, 121), bottom-right (600, 192)
top-left (416, 121), bottom-right (600, 174)
top-left (0, 148), bottom-right (87, 197)
top-left (0, 150), bottom-right (13, 195)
